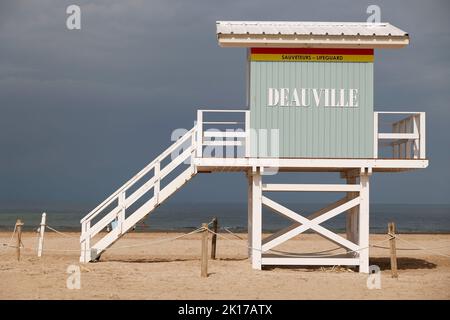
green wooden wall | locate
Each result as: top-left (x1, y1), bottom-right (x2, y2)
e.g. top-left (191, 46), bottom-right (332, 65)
top-left (249, 61), bottom-right (374, 158)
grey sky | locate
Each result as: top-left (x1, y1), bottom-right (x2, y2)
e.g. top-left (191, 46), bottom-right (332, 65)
top-left (0, 0), bottom-right (449, 211)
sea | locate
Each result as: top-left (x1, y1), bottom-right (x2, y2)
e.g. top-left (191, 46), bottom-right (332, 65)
top-left (0, 203), bottom-right (449, 234)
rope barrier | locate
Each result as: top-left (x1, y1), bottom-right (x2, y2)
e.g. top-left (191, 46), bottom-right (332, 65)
top-left (2, 225), bottom-right (206, 253)
top-left (393, 234), bottom-right (450, 258)
top-left (206, 227), bottom-right (450, 259)
top-left (45, 225), bottom-right (80, 239)
top-left (2, 219), bottom-right (450, 259)
top-left (223, 227), bottom-right (244, 240)
top-left (0, 224), bottom-right (18, 251)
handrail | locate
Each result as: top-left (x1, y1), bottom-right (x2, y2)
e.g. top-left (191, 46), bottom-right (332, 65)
top-left (81, 126), bottom-right (196, 224)
top-left (374, 111), bottom-right (425, 159)
top-left (196, 109), bottom-right (250, 158)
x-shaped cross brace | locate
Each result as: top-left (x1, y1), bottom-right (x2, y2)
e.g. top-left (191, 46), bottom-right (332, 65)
top-left (261, 196), bottom-right (361, 252)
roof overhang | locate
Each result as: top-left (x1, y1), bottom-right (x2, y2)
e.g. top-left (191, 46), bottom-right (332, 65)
top-left (216, 21), bottom-right (410, 49)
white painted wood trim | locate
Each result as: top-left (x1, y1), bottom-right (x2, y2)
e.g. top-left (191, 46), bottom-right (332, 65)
top-left (261, 196), bottom-right (360, 252)
top-left (37, 212), bottom-right (46, 257)
top-left (420, 112), bottom-right (426, 158)
top-left (202, 121), bottom-right (244, 125)
top-left (261, 257), bottom-right (360, 266)
top-left (198, 109), bottom-right (248, 113)
top-left (87, 206), bottom-right (121, 239)
top-left (154, 162), bottom-right (160, 203)
top-left (413, 114), bottom-right (420, 159)
top-left (118, 191), bottom-right (126, 234)
top-left (80, 220), bottom-right (91, 263)
top-left (373, 112), bottom-right (378, 158)
top-left (378, 133), bottom-right (419, 140)
top-left (159, 146), bottom-right (193, 179)
top-left (262, 183), bottom-right (360, 192)
top-left (358, 174), bottom-right (370, 273)
top-left (247, 172), bottom-right (253, 258)
top-left (194, 157), bottom-right (429, 169)
top-left (196, 110), bottom-right (203, 158)
top-left (203, 131), bottom-right (247, 138)
top-left (261, 197), bottom-right (349, 247)
top-left (81, 127), bottom-right (195, 223)
top-left (251, 170), bottom-right (262, 270)
top-left (202, 140), bottom-right (244, 146)
top-left (376, 111), bottom-right (423, 114)
top-left (245, 111), bottom-right (250, 158)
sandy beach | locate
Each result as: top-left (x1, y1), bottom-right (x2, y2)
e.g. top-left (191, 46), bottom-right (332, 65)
top-left (1, 231), bottom-right (449, 300)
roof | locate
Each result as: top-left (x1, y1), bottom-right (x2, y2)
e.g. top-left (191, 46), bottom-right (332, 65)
top-left (216, 21), bottom-right (409, 48)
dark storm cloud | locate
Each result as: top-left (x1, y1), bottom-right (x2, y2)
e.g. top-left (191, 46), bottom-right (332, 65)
top-left (0, 0), bottom-right (449, 210)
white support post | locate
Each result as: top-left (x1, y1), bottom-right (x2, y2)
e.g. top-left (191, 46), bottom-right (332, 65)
top-left (392, 122), bottom-right (398, 158)
top-left (345, 177), bottom-right (357, 244)
top-left (37, 212), bottom-right (46, 257)
top-left (373, 112), bottom-right (378, 158)
top-left (118, 191), bottom-right (126, 234)
top-left (247, 171), bottom-right (253, 258)
top-left (245, 111), bottom-right (250, 158)
top-left (251, 168), bottom-right (262, 270)
top-left (154, 162), bottom-right (160, 203)
top-left (413, 114), bottom-right (420, 159)
top-left (358, 172), bottom-right (370, 273)
top-left (399, 120), bottom-right (405, 158)
top-left (196, 110), bottom-right (203, 158)
top-left (80, 220), bottom-right (91, 263)
top-left (419, 112), bottom-right (426, 158)
top-left (405, 117), bottom-right (411, 159)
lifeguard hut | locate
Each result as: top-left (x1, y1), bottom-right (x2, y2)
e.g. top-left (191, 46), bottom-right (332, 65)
top-left (80, 21), bottom-right (428, 273)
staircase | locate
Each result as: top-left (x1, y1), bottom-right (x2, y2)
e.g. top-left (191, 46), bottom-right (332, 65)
top-left (79, 127), bottom-right (197, 262)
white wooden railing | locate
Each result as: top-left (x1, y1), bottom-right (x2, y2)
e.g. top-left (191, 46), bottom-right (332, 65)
top-left (374, 112), bottom-right (426, 159)
top-left (80, 127), bottom-right (197, 262)
top-left (196, 109), bottom-right (250, 158)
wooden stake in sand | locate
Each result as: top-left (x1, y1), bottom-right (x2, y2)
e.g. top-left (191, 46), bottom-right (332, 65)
top-left (201, 223), bottom-right (208, 278)
top-left (16, 219), bottom-right (24, 261)
top-left (210, 217), bottom-right (218, 260)
top-left (37, 212), bottom-right (46, 257)
top-left (388, 222), bottom-right (398, 278)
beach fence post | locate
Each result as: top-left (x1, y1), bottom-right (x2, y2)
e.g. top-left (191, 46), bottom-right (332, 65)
top-left (388, 222), bottom-right (398, 278)
top-left (211, 217), bottom-right (218, 260)
top-left (37, 212), bottom-right (46, 257)
top-left (201, 223), bottom-right (208, 278)
top-left (16, 219), bottom-right (24, 261)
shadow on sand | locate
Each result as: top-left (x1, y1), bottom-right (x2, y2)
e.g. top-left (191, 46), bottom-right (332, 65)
top-left (369, 257), bottom-right (437, 270)
top-left (98, 256), bottom-right (437, 271)
top-left (263, 257), bottom-right (437, 272)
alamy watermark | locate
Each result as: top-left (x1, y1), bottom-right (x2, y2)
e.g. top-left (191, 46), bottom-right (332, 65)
top-left (366, 265), bottom-right (381, 289)
top-left (66, 5), bottom-right (81, 30)
top-left (66, 264), bottom-right (81, 289)
top-left (170, 126), bottom-right (281, 175)
top-left (367, 5), bottom-right (381, 23)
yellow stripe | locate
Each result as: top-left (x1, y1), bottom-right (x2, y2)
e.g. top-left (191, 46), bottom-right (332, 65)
top-left (251, 54), bottom-right (374, 62)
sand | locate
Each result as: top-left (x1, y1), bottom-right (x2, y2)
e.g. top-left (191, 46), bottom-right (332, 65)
top-left (0, 231), bottom-right (449, 299)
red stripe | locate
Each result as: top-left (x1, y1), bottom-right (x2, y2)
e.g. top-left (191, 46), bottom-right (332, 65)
top-left (251, 48), bottom-right (374, 55)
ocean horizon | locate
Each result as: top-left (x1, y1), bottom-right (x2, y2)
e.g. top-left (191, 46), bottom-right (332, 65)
top-left (0, 202), bottom-right (449, 234)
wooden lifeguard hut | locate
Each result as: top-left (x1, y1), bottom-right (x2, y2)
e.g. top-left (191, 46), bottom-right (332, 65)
top-left (80, 21), bottom-right (428, 273)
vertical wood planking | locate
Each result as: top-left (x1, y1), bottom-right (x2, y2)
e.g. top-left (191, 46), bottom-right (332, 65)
top-left (250, 61), bottom-right (373, 158)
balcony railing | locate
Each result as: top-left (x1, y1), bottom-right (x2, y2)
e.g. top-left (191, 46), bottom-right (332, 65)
top-left (196, 109), bottom-right (250, 158)
top-left (374, 112), bottom-right (426, 159)
top-left (195, 109), bottom-right (426, 160)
